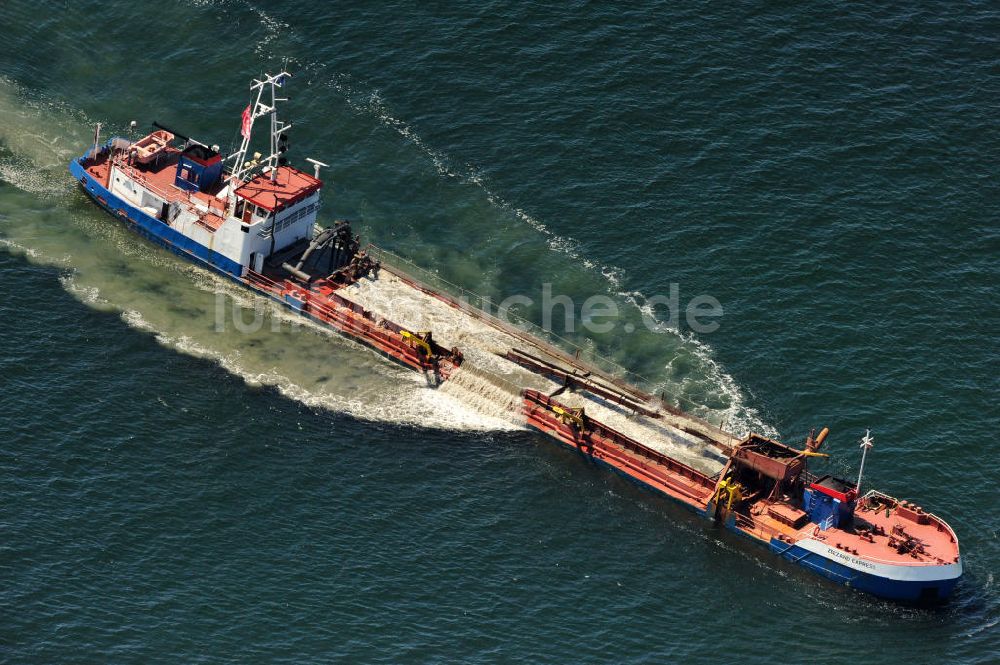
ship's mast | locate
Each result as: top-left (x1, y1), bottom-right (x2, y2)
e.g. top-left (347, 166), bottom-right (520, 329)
top-left (856, 429), bottom-right (874, 495)
top-left (227, 70), bottom-right (293, 187)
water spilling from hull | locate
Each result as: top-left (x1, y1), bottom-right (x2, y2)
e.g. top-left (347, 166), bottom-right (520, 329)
top-left (0, 73), bottom-right (772, 440)
top-left (438, 363), bottom-right (527, 428)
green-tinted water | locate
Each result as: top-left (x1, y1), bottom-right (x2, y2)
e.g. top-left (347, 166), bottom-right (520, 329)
top-left (1, 1), bottom-right (997, 662)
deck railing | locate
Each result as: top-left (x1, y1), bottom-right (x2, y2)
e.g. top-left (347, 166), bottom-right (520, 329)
top-left (524, 389), bottom-right (717, 493)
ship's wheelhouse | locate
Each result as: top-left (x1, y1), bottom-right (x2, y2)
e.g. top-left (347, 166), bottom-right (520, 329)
top-left (232, 165), bottom-right (323, 269)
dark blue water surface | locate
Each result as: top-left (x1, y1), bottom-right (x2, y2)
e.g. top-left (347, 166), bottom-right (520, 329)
top-left (0, 1), bottom-right (997, 662)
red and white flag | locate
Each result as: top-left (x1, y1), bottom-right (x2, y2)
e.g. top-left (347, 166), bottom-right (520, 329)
top-left (240, 105), bottom-right (252, 139)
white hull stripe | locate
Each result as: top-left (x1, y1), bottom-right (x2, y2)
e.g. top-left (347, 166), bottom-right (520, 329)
top-left (794, 538), bottom-right (962, 582)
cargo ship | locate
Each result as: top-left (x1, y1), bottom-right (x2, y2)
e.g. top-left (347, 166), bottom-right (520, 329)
top-left (69, 71), bottom-right (962, 603)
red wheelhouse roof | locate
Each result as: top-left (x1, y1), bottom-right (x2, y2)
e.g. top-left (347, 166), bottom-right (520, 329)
top-left (233, 165), bottom-right (322, 212)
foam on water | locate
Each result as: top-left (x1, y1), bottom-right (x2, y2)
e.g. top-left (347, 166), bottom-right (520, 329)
top-left (0, 58), bottom-right (770, 441)
top-left (436, 365), bottom-right (528, 428)
top-left (3, 3), bottom-right (998, 661)
top-left (0, 236), bottom-right (43, 262)
top-left (58, 274), bottom-right (107, 308)
top-left (0, 77), bottom-right (89, 197)
top-left (341, 270), bottom-right (729, 471)
top-left (326, 72), bottom-right (625, 290)
top-left (218, 4), bottom-right (776, 437)
top-left (316, 67), bottom-right (773, 437)
top-left (117, 305), bottom-right (520, 432)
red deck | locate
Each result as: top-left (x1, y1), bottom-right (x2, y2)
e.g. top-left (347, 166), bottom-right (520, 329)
top-left (522, 390), bottom-right (959, 570)
top-left (233, 166), bottom-right (321, 212)
top-left (734, 491), bottom-right (960, 568)
top-left (522, 390), bottom-right (718, 507)
top-left (83, 149), bottom-right (228, 230)
top-left (243, 270), bottom-right (461, 382)
top-left (792, 495), bottom-right (958, 566)
top-left (78, 142), bottom-right (961, 586)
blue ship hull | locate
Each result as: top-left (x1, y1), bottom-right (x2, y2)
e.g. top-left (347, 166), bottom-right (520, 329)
top-left (524, 418), bottom-right (959, 603)
top-left (768, 538), bottom-right (959, 602)
top-left (70, 153), bottom-right (433, 377)
top-left (70, 157), bottom-right (243, 279)
top-left (72, 149), bottom-right (961, 605)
